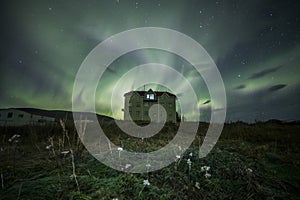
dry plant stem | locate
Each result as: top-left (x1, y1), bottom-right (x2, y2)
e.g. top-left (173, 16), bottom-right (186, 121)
top-left (60, 119), bottom-right (67, 151)
top-left (188, 165), bottom-right (191, 185)
top-left (82, 116), bottom-right (87, 137)
top-left (64, 128), bottom-right (71, 149)
top-left (107, 137), bottom-right (112, 154)
top-left (49, 136), bottom-right (63, 170)
top-left (58, 138), bottom-right (62, 153)
top-left (35, 144), bottom-right (41, 153)
top-left (71, 149), bottom-right (80, 192)
top-left (61, 119), bottom-right (80, 192)
top-left (49, 137), bottom-right (56, 157)
top-left (86, 169), bottom-right (92, 177)
top-left (81, 118), bottom-right (88, 154)
top-left (98, 140), bottom-right (102, 154)
top-left (62, 128), bottom-right (65, 151)
top-left (77, 117), bottom-right (83, 156)
top-left (76, 115), bottom-right (87, 157)
top-left (17, 182), bottom-right (23, 200)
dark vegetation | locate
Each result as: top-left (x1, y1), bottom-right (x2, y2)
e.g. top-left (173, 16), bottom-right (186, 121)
top-left (0, 120), bottom-right (299, 199)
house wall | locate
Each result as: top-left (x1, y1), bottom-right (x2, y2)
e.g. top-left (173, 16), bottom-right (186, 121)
top-left (0, 109), bottom-right (55, 126)
top-left (125, 93), bottom-right (144, 121)
top-left (124, 92), bottom-right (176, 123)
top-left (158, 94), bottom-right (176, 123)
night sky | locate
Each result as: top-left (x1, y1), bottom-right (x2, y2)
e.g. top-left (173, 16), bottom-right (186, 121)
top-left (1, 0), bottom-right (299, 122)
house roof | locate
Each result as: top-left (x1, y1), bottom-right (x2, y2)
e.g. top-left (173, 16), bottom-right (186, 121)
top-left (0, 108), bottom-right (113, 121)
top-left (124, 89), bottom-right (176, 97)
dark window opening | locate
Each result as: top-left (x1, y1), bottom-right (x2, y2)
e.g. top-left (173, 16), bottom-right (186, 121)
top-left (7, 112), bottom-right (13, 118)
top-left (18, 114), bottom-right (24, 118)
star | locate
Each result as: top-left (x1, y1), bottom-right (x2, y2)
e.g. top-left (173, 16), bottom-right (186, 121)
top-left (1, 0), bottom-right (299, 123)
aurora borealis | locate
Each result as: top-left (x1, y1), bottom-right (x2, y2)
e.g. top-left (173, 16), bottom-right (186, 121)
top-left (1, 0), bottom-right (299, 122)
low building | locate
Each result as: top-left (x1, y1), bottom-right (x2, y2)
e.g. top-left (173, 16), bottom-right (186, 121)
top-left (0, 108), bottom-right (55, 126)
top-left (124, 89), bottom-right (177, 123)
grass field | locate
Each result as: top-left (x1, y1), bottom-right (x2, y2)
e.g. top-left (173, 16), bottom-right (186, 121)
top-left (0, 120), bottom-right (299, 199)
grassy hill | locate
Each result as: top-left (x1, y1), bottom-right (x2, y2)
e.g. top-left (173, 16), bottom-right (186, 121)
top-left (0, 120), bottom-right (299, 199)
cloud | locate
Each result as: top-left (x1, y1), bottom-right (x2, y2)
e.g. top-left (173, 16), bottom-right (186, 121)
top-left (203, 100), bottom-right (211, 105)
top-left (235, 84), bottom-right (246, 90)
top-left (248, 65), bottom-right (282, 79)
top-left (268, 84), bottom-right (287, 92)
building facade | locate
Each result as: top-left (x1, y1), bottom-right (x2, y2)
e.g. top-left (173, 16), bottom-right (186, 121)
top-left (124, 89), bottom-right (177, 123)
top-left (0, 108), bottom-right (55, 126)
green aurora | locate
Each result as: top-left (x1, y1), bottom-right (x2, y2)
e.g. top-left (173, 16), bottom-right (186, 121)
top-left (1, 0), bottom-right (299, 122)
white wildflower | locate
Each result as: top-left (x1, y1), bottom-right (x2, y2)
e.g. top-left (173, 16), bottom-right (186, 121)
top-left (189, 152), bottom-right (193, 157)
top-left (117, 147), bottom-right (123, 151)
top-left (112, 198), bottom-right (118, 200)
top-left (205, 172), bottom-right (211, 178)
top-left (125, 164), bottom-right (132, 169)
top-left (46, 145), bottom-right (52, 150)
top-left (187, 159), bottom-right (192, 166)
top-left (146, 163), bottom-right (151, 167)
top-left (195, 182), bottom-right (200, 189)
top-left (246, 168), bottom-right (253, 173)
top-left (176, 155), bottom-right (181, 159)
top-left (61, 150), bottom-right (70, 155)
top-left (8, 134), bottom-right (21, 142)
top-left (143, 179), bottom-right (150, 186)
top-left (201, 166), bottom-right (210, 172)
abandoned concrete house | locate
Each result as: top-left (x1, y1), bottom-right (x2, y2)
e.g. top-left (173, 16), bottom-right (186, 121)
top-left (0, 108), bottom-right (55, 126)
top-left (123, 89), bottom-right (177, 123)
